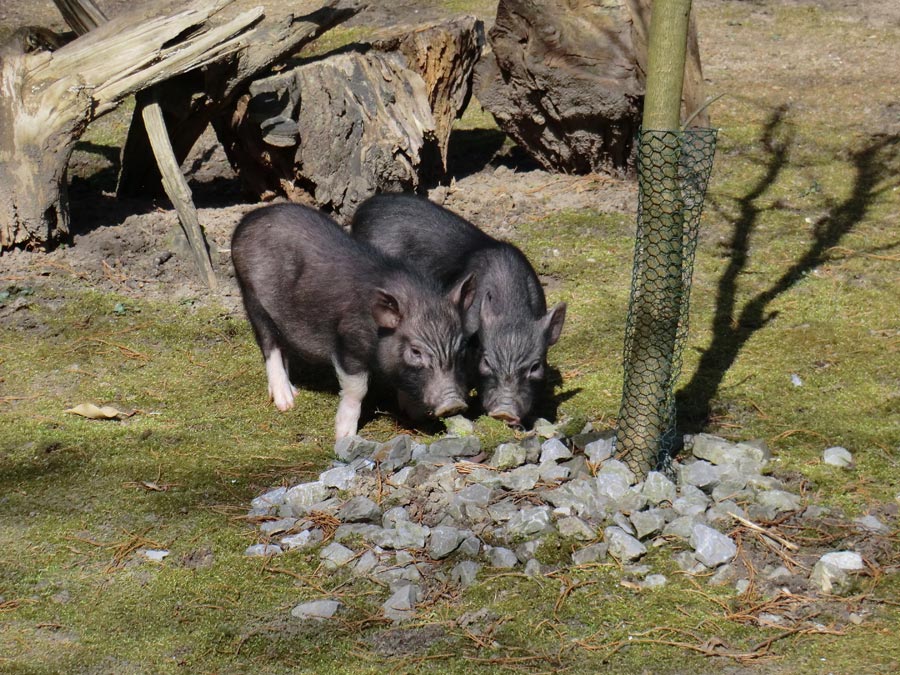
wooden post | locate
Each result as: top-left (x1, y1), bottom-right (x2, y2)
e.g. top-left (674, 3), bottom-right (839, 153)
top-left (616, 0), bottom-right (693, 477)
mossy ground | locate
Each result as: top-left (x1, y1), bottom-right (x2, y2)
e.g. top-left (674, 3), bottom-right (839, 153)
top-left (1, 1), bottom-right (899, 673)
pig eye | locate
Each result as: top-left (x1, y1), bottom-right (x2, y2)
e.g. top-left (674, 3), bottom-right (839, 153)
top-left (405, 345), bottom-right (428, 368)
top-left (528, 362), bottom-right (544, 379)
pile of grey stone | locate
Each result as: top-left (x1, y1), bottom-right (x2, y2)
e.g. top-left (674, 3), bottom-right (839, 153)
top-left (245, 420), bottom-right (887, 622)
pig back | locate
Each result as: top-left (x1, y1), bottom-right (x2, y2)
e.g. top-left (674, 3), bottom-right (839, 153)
top-left (232, 204), bottom-right (391, 365)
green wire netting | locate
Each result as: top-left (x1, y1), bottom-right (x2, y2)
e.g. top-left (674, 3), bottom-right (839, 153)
top-left (616, 128), bottom-right (718, 477)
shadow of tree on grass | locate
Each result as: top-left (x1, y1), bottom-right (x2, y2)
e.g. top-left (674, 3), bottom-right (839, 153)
top-left (677, 107), bottom-right (899, 432)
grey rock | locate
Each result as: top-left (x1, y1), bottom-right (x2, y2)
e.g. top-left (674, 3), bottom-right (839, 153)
top-left (708, 563), bottom-right (738, 586)
top-left (490, 443), bottom-right (527, 469)
top-left (673, 550), bottom-right (704, 572)
top-left (746, 474), bottom-right (784, 491)
top-left (540, 438), bottom-right (572, 463)
top-left (372, 435), bottom-right (413, 470)
top-left (467, 467), bottom-right (504, 488)
top-left (487, 499), bottom-right (520, 523)
top-left (391, 466), bottom-right (415, 486)
top-left (500, 464), bottom-right (541, 492)
top-left (532, 418), bottom-right (560, 439)
top-left (319, 465), bottom-right (356, 490)
top-left (705, 500), bottom-right (746, 525)
top-left (663, 515), bottom-right (700, 541)
top-left (335, 435), bottom-right (379, 462)
top-left (338, 496), bottom-right (382, 523)
top-left (487, 546), bottom-right (518, 568)
top-left (612, 511), bottom-right (635, 535)
top-left (561, 455), bottom-right (591, 480)
top-left (291, 599), bottom-right (341, 620)
top-left (557, 516), bottom-right (596, 540)
top-left (754, 489), bottom-right (802, 516)
top-left (334, 523), bottom-right (383, 543)
top-left (373, 520), bottom-right (429, 550)
top-left (765, 565), bottom-right (792, 581)
top-left (673, 485), bottom-right (709, 517)
top-left (428, 526), bottom-right (464, 559)
top-left (854, 515), bottom-right (889, 534)
top-left (630, 509), bottom-right (666, 540)
top-left (383, 584), bottom-right (419, 622)
top-left (382, 506), bottom-right (410, 528)
top-left (515, 539), bottom-right (541, 562)
top-left (444, 415), bottom-right (475, 436)
top-left (522, 436), bottom-right (542, 463)
top-left (820, 551), bottom-right (864, 570)
top-left (373, 564), bottom-right (422, 588)
top-left (455, 483), bottom-right (494, 508)
top-left (642, 471), bottom-right (677, 505)
top-left (281, 529), bottom-right (323, 550)
top-left (244, 543), bottom-right (283, 557)
top-left (506, 506), bottom-right (553, 538)
top-left (543, 479), bottom-right (610, 520)
top-left (809, 561), bottom-right (846, 594)
top-left (711, 479), bottom-right (752, 503)
top-left (572, 542), bottom-right (608, 565)
top-left (319, 542), bottom-right (356, 569)
top-left (349, 457), bottom-right (376, 474)
top-left (539, 461), bottom-right (571, 483)
top-left (353, 550), bottom-right (379, 576)
top-left (259, 517), bottom-right (297, 535)
top-left (596, 459), bottom-right (635, 485)
top-left (524, 558), bottom-right (543, 576)
top-left (823, 446), bottom-right (853, 468)
top-left (251, 487), bottom-right (287, 514)
top-left (584, 437), bottom-right (614, 464)
top-left (458, 536), bottom-right (481, 557)
top-left (640, 574), bottom-right (667, 589)
top-left (691, 433), bottom-right (767, 474)
top-left (430, 436), bottom-right (481, 458)
top-left (679, 460), bottom-right (722, 492)
top-left (284, 481), bottom-right (332, 515)
top-left (735, 578), bottom-right (751, 594)
top-left (605, 526), bottom-right (647, 562)
top-left (595, 472), bottom-right (630, 502)
top-left (306, 497), bottom-right (342, 516)
top-left (451, 560), bottom-right (481, 587)
top-left (690, 524), bottom-right (736, 567)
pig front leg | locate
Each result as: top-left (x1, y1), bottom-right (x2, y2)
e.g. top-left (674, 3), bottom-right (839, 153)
top-left (266, 347), bottom-right (296, 411)
top-left (333, 358), bottom-right (369, 438)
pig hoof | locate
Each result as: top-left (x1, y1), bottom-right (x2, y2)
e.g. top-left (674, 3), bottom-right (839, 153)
top-left (335, 419), bottom-right (358, 439)
top-left (269, 385), bottom-right (295, 411)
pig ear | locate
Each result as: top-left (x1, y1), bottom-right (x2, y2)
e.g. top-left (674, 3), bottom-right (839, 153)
top-left (541, 302), bottom-right (567, 346)
top-left (448, 272), bottom-right (477, 313)
top-left (372, 289), bottom-right (402, 329)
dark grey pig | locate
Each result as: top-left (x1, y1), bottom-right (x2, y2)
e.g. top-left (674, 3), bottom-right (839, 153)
top-left (231, 203), bottom-right (476, 439)
top-left (351, 194), bottom-right (566, 426)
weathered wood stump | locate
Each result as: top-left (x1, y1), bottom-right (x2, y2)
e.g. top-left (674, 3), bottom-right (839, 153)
top-left (0, 0), bottom-right (263, 250)
top-left (218, 17), bottom-right (484, 218)
top-left (473, 0), bottom-right (708, 176)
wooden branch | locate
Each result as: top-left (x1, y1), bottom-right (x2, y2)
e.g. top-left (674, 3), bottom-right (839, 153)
top-left (141, 91), bottom-right (218, 289)
top-left (53, 0), bottom-right (108, 35)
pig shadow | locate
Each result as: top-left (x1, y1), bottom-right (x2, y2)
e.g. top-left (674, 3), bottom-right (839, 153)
top-left (524, 364), bottom-right (582, 428)
top-left (675, 108), bottom-right (899, 434)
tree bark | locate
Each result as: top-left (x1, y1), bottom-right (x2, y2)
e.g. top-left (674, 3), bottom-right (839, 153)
top-left (0, 0), bottom-right (263, 250)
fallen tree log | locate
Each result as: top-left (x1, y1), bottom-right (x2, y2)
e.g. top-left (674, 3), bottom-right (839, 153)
top-left (473, 0), bottom-right (708, 176)
top-left (0, 0), bottom-right (263, 250)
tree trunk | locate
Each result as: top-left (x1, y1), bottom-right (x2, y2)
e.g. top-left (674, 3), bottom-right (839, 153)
top-left (616, 0), bottom-right (694, 477)
top-left (473, 0), bottom-right (706, 176)
top-left (0, 0), bottom-right (264, 250)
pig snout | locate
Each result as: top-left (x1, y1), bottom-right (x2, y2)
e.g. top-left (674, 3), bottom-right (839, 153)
top-left (488, 407), bottom-right (521, 426)
top-left (433, 398), bottom-right (468, 418)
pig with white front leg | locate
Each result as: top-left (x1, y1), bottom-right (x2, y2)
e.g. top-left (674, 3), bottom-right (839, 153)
top-left (231, 203), bottom-right (476, 438)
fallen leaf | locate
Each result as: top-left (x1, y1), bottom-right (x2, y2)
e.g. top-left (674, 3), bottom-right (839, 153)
top-left (64, 403), bottom-right (133, 420)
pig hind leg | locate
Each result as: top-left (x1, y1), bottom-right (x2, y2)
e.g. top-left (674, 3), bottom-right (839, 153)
top-left (243, 292), bottom-right (296, 411)
top-left (333, 358), bottom-right (369, 439)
